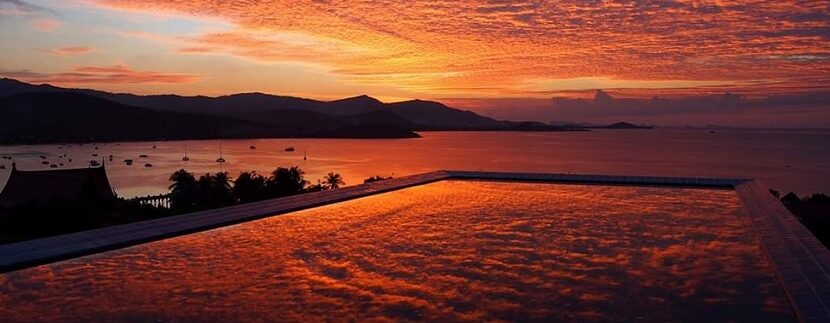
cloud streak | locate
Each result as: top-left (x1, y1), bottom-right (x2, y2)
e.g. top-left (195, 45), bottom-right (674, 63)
top-left (0, 0), bottom-right (53, 15)
top-left (0, 65), bottom-right (200, 84)
top-left (39, 46), bottom-right (93, 56)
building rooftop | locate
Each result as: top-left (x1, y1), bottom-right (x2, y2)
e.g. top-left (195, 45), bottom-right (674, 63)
top-left (0, 163), bottom-right (116, 208)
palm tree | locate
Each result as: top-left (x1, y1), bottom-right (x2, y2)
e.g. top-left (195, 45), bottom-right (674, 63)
top-left (322, 172), bottom-right (345, 190)
top-left (267, 166), bottom-right (308, 197)
top-left (233, 171), bottom-right (267, 203)
top-left (195, 173), bottom-right (214, 209)
top-left (305, 179), bottom-right (324, 192)
top-left (197, 172), bottom-right (234, 208)
top-left (168, 169), bottom-right (198, 213)
top-left (213, 171), bottom-right (232, 191)
top-left (169, 169), bottom-right (196, 191)
top-left (211, 171), bottom-right (235, 207)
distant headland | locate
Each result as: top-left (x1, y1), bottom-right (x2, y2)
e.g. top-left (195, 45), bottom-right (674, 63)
top-left (0, 79), bottom-right (598, 144)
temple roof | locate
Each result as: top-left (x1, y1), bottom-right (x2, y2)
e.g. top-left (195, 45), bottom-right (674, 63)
top-left (0, 163), bottom-right (116, 208)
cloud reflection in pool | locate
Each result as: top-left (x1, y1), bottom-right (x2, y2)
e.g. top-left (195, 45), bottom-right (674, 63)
top-left (0, 181), bottom-right (794, 322)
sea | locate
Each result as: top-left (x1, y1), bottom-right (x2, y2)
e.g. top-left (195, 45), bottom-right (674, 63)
top-left (1, 129), bottom-right (828, 198)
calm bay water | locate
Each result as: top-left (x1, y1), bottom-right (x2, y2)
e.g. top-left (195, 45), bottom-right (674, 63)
top-left (0, 129), bottom-right (828, 198)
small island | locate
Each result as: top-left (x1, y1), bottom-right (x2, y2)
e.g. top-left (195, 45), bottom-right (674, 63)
top-left (588, 122), bottom-right (654, 129)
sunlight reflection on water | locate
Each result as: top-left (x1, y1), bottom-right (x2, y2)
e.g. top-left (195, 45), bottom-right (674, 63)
top-left (0, 181), bottom-right (794, 322)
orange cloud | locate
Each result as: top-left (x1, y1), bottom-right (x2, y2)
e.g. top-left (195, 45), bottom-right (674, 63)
top-left (91, 1), bottom-right (830, 97)
top-left (0, 64), bottom-right (200, 84)
top-left (178, 30), bottom-right (368, 64)
top-left (40, 46), bottom-right (94, 56)
top-left (29, 18), bottom-right (62, 32)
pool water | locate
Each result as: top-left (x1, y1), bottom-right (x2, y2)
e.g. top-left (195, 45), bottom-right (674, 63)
top-left (0, 181), bottom-right (794, 321)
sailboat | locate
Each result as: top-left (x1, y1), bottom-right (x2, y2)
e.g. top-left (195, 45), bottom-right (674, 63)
top-left (216, 143), bottom-right (226, 163)
top-left (182, 145), bottom-right (190, 162)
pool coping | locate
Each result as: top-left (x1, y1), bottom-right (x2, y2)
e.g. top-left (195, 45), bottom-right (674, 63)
top-left (0, 170), bottom-right (827, 322)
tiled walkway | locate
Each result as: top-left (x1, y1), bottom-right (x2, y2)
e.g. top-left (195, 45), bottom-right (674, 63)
top-left (737, 181), bottom-right (830, 322)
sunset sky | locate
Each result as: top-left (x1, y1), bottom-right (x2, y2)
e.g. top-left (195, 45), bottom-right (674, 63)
top-left (1, 0), bottom-right (828, 126)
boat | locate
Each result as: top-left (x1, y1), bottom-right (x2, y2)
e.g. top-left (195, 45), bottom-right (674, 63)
top-left (139, 154), bottom-right (148, 158)
top-left (249, 145), bottom-right (256, 150)
top-left (216, 143), bottom-right (226, 163)
top-left (89, 160), bottom-right (100, 167)
top-left (50, 164), bottom-right (57, 168)
top-left (109, 155), bottom-right (113, 161)
top-left (144, 163), bottom-right (153, 167)
top-left (285, 147), bottom-right (295, 152)
top-left (39, 156), bottom-right (46, 159)
top-left (92, 153), bottom-right (98, 157)
top-left (41, 161), bottom-right (49, 165)
top-left (0, 165), bottom-right (6, 170)
top-left (303, 150), bottom-right (307, 161)
top-left (182, 145), bottom-right (190, 162)
top-left (124, 159), bottom-right (134, 165)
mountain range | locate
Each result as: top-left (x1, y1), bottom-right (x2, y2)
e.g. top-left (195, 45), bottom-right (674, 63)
top-left (0, 78), bottom-right (576, 144)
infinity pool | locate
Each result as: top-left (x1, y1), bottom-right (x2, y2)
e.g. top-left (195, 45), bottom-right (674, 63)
top-left (0, 181), bottom-right (794, 321)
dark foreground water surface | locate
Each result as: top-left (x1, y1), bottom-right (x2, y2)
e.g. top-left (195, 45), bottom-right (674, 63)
top-left (0, 129), bottom-right (828, 197)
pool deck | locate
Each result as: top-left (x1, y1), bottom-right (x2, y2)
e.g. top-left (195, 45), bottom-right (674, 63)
top-left (0, 170), bottom-right (828, 322)
top-left (736, 181), bottom-right (830, 322)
